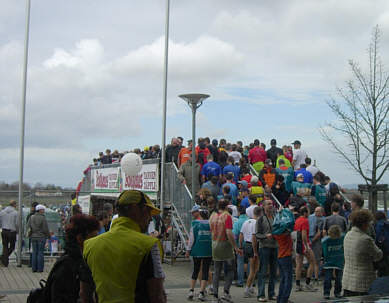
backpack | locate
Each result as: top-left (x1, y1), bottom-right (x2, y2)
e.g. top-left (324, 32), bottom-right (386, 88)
top-left (27, 256), bottom-right (70, 303)
top-left (376, 221), bottom-right (389, 255)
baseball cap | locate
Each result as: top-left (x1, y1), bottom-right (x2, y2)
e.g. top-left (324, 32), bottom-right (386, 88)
top-left (238, 180), bottom-right (248, 188)
top-left (35, 204), bottom-right (46, 211)
top-left (296, 173), bottom-right (304, 179)
top-left (291, 140), bottom-right (301, 145)
top-left (191, 205), bottom-right (201, 213)
top-left (118, 190), bottom-right (161, 216)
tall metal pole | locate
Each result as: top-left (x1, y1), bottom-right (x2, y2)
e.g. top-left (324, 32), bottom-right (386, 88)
top-left (191, 106), bottom-right (196, 204)
top-left (160, 0), bottom-right (170, 212)
top-left (179, 94), bottom-right (210, 205)
top-left (17, 0), bottom-right (32, 267)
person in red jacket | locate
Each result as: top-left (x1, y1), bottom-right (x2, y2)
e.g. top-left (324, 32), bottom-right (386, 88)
top-left (248, 139), bottom-right (267, 174)
top-left (196, 138), bottom-right (211, 169)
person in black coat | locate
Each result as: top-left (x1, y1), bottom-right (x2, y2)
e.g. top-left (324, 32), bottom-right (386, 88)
top-left (49, 214), bottom-right (99, 303)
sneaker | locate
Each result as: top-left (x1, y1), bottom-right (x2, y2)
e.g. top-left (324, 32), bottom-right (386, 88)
top-left (249, 287), bottom-right (255, 294)
top-left (323, 296), bottom-right (330, 300)
top-left (257, 297), bottom-right (267, 302)
top-left (304, 284), bottom-right (318, 292)
top-left (187, 290), bottom-right (194, 300)
top-left (244, 288), bottom-right (253, 298)
top-left (207, 286), bottom-right (214, 295)
top-left (198, 292), bottom-right (206, 301)
top-left (221, 292), bottom-right (233, 302)
top-left (295, 285), bottom-right (304, 292)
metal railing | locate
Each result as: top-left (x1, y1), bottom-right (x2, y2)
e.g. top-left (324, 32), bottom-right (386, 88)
top-left (163, 162), bottom-right (193, 233)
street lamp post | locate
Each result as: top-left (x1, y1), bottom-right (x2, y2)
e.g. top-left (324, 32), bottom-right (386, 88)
top-left (178, 94), bottom-right (210, 204)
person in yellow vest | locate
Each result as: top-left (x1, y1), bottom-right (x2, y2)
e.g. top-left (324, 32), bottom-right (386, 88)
top-left (83, 190), bottom-right (166, 303)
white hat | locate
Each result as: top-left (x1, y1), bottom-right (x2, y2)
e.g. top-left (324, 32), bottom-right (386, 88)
top-left (35, 204), bottom-right (46, 211)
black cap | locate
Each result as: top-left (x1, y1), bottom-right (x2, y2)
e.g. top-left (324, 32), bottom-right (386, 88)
top-left (270, 139), bottom-right (277, 145)
top-left (291, 140), bottom-right (301, 145)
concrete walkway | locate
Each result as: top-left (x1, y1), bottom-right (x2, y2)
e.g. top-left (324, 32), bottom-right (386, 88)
top-left (0, 259), bottom-right (326, 302)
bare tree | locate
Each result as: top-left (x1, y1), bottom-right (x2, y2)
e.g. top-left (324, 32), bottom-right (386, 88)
top-left (320, 26), bottom-right (389, 212)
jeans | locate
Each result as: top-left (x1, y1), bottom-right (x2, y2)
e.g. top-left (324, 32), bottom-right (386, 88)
top-left (324, 268), bottom-right (342, 296)
top-left (236, 254), bottom-right (245, 285)
top-left (277, 256), bottom-right (293, 303)
top-left (31, 238), bottom-right (46, 272)
top-left (258, 247), bottom-right (278, 298)
top-left (213, 259), bottom-right (234, 298)
top-left (1, 230), bottom-right (17, 267)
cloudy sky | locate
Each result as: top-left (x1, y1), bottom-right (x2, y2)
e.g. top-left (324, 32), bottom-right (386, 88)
top-left (1, 0), bottom-right (389, 187)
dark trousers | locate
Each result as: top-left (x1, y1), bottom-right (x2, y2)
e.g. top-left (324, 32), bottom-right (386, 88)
top-left (277, 256), bottom-right (293, 303)
top-left (192, 257), bottom-right (212, 281)
top-left (1, 230), bottom-right (17, 267)
top-left (324, 268), bottom-right (342, 296)
top-left (258, 247), bottom-right (278, 298)
top-left (213, 259), bottom-right (234, 298)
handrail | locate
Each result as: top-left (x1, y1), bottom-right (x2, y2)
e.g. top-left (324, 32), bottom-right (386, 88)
top-left (172, 162), bottom-right (192, 200)
top-left (249, 164), bottom-right (259, 177)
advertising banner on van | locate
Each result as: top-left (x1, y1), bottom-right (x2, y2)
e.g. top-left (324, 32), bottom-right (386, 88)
top-left (92, 167), bottom-right (120, 192)
top-left (121, 163), bottom-right (159, 193)
top-left (77, 195), bottom-right (91, 215)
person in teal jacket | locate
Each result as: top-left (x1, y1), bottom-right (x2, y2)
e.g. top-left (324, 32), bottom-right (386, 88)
top-left (321, 225), bottom-right (345, 300)
top-left (311, 175), bottom-right (327, 207)
top-left (233, 206), bottom-right (249, 286)
top-left (186, 207), bottom-right (212, 301)
top-left (291, 173), bottom-right (312, 197)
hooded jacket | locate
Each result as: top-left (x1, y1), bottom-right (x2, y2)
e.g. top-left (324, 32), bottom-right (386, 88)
top-left (0, 206), bottom-right (18, 232)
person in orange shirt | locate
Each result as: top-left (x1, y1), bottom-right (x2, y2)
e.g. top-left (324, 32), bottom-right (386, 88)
top-left (178, 140), bottom-right (196, 167)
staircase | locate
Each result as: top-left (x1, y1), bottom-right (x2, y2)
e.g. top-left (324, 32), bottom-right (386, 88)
top-left (163, 162), bottom-right (193, 261)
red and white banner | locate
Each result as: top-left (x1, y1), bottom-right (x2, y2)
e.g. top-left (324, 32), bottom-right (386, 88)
top-left (121, 163), bottom-right (159, 192)
top-left (93, 167), bottom-right (120, 192)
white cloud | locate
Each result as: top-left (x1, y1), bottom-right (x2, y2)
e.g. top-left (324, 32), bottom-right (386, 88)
top-left (1, 0), bottom-right (389, 186)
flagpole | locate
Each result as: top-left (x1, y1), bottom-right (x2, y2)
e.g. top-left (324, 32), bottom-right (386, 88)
top-left (160, 0), bottom-right (170, 212)
top-left (17, 0), bottom-right (32, 267)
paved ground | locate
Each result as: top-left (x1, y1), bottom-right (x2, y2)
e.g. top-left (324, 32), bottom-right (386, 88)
top-left (0, 258), bottom-right (326, 302)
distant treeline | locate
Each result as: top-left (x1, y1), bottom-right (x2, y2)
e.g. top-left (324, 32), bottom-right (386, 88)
top-left (0, 181), bottom-right (74, 191)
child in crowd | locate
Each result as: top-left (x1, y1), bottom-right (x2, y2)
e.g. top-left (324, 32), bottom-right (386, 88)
top-left (321, 225), bottom-right (345, 300)
top-left (47, 231), bottom-right (59, 256)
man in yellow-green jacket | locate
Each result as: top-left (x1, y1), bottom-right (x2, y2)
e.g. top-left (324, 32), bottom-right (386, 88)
top-left (83, 190), bottom-right (166, 303)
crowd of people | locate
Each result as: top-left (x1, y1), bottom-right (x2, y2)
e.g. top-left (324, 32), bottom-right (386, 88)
top-left (1, 137), bottom-right (389, 303)
top-left (171, 137), bottom-right (389, 303)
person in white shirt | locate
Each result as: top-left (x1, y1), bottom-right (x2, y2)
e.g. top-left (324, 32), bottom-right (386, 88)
top-left (305, 157), bottom-right (319, 177)
top-left (246, 195), bottom-right (258, 219)
top-left (239, 206), bottom-right (262, 298)
top-left (291, 140), bottom-right (307, 170)
top-left (228, 144), bottom-right (242, 165)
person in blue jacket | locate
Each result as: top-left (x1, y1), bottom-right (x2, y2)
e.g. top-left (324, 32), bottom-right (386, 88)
top-left (186, 206), bottom-right (212, 301)
top-left (321, 225), bottom-right (345, 300)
